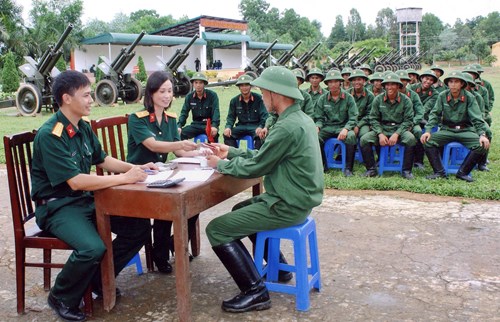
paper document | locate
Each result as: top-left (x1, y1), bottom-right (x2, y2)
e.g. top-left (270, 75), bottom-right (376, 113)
top-left (171, 157), bottom-right (201, 164)
top-left (169, 169), bottom-right (214, 182)
top-left (140, 170), bottom-right (173, 183)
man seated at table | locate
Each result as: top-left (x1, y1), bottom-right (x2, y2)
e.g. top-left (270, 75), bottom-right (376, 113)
top-left (223, 74), bottom-right (268, 149)
top-left (30, 70), bottom-right (156, 321)
top-left (205, 66), bottom-right (324, 313)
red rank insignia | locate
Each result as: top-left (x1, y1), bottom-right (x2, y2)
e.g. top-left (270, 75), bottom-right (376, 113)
top-left (66, 124), bottom-right (76, 138)
top-left (149, 113), bottom-right (155, 123)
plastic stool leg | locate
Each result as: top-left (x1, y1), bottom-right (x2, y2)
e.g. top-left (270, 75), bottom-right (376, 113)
top-left (294, 233), bottom-right (310, 311)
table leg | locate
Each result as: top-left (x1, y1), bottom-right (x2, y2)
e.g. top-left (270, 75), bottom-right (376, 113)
top-left (173, 216), bottom-right (192, 322)
top-left (96, 211), bottom-right (116, 311)
top-left (252, 181), bottom-right (262, 196)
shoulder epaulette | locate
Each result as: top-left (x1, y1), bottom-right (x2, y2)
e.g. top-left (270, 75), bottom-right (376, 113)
top-left (81, 116), bottom-right (91, 123)
top-left (135, 110), bottom-right (149, 118)
top-left (165, 112), bottom-right (177, 119)
top-left (51, 122), bottom-right (64, 137)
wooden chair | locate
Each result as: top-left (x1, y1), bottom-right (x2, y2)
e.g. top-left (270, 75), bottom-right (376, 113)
top-left (90, 116), bottom-right (201, 267)
top-left (4, 131), bottom-right (93, 316)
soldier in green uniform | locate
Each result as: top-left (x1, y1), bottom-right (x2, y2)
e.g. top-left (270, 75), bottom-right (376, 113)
top-left (473, 63), bottom-right (494, 124)
top-left (223, 74), bottom-right (268, 149)
top-left (205, 66), bottom-right (324, 313)
top-left (314, 69), bottom-right (358, 176)
top-left (31, 71), bottom-right (155, 321)
top-left (407, 68), bottom-right (420, 89)
top-left (360, 63), bottom-right (373, 77)
top-left (366, 72), bottom-right (385, 97)
top-left (178, 72), bottom-right (220, 142)
top-left (127, 71), bottom-right (201, 274)
top-left (341, 66), bottom-right (353, 91)
top-left (359, 72), bottom-right (416, 179)
top-left (349, 69), bottom-right (375, 140)
top-left (421, 71), bottom-right (490, 182)
top-left (305, 67), bottom-right (326, 105)
top-left (396, 70), bottom-right (425, 169)
top-left (430, 64), bottom-right (447, 94)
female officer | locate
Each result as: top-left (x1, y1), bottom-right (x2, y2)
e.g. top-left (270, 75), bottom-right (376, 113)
top-left (127, 71), bottom-right (202, 273)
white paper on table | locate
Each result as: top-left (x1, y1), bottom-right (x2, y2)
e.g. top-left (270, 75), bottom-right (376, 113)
top-left (169, 169), bottom-right (214, 182)
top-left (171, 157), bottom-right (201, 164)
top-left (140, 170), bottom-right (173, 183)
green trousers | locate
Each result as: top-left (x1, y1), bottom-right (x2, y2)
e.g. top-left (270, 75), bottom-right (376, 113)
top-left (423, 129), bottom-right (487, 154)
top-left (360, 129), bottom-right (416, 147)
top-left (206, 195), bottom-right (309, 246)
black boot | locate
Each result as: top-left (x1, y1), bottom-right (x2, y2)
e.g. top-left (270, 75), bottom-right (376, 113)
top-left (477, 151), bottom-right (490, 171)
top-left (456, 151), bottom-right (482, 182)
top-left (413, 141), bottom-right (425, 169)
top-left (361, 144), bottom-right (377, 177)
top-left (212, 240), bottom-right (271, 313)
top-left (402, 145), bottom-right (415, 180)
top-left (343, 144), bottom-right (356, 177)
top-left (425, 147), bottom-right (447, 179)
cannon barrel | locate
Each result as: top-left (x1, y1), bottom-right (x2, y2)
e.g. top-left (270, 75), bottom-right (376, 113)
top-left (386, 49), bottom-right (401, 64)
top-left (37, 23), bottom-right (73, 76)
top-left (358, 47), bottom-right (376, 65)
top-left (377, 48), bottom-right (394, 64)
top-left (334, 45), bottom-right (354, 66)
top-left (110, 31), bottom-right (146, 73)
top-left (167, 34), bottom-right (199, 72)
top-left (347, 47), bottom-right (367, 65)
top-left (251, 39), bottom-right (278, 69)
top-left (277, 40), bottom-right (302, 66)
top-left (295, 42), bottom-right (321, 67)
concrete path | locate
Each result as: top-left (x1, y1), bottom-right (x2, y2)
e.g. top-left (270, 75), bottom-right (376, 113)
top-left (0, 168), bottom-right (499, 321)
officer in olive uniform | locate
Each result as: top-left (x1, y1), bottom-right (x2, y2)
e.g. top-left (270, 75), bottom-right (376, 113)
top-left (396, 70), bottom-right (425, 169)
top-left (360, 72), bottom-right (416, 179)
top-left (314, 69), bottom-right (358, 176)
top-left (178, 72), bottom-right (220, 142)
top-left (305, 67), bottom-right (326, 105)
top-left (421, 71), bottom-right (491, 182)
top-left (349, 69), bottom-right (375, 140)
top-left (205, 66), bottom-right (324, 313)
top-left (224, 74), bottom-right (268, 149)
top-left (366, 72), bottom-right (385, 97)
top-left (31, 71), bottom-right (154, 321)
top-left (430, 64), bottom-right (447, 94)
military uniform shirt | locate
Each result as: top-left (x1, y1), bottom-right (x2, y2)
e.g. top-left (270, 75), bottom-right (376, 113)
top-left (314, 89), bottom-right (358, 130)
top-left (350, 87), bottom-right (374, 129)
top-left (480, 79), bottom-right (494, 112)
top-left (370, 91), bottom-right (414, 136)
top-left (413, 84), bottom-right (438, 120)
top-left (225, 92), bottom-right (268, 129)
top-left (178, 89), bottom-right (220, 128)
top-left (218, 103), bottom-right (324, 211)
top-left (31, 111), bottom-right (105, 201)
top-left (127, 110), bottom-right (179, 165)
top-left (307, 86), bottom-right (326, 105)
top-left (403, 88), bottom-right (424, 125)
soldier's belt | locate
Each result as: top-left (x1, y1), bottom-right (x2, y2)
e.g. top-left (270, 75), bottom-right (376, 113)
top-left (35, 197), bottom-right (60, 206)
top-left (382, 121), bottom-right (398, 126)
top-left (443, 122), bottom-right (470, 129)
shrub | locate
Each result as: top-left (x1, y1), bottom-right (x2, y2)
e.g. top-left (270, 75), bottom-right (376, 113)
top-left (1, 51), bottom-right (20, 93)
top-left (136, 56), bottom-right (147, 82)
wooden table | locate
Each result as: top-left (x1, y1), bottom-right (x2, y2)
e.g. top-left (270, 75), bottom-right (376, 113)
top-left (94, 164), bottom-right (262, 322)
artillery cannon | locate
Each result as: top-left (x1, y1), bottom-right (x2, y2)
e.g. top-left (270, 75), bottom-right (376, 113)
top-left (157, 34), bottom-right (199, 97)
top-left (292, 42), bottom-right (321, 72)
top-left (244, 39), bottom-right (278, 79)
top-left (94, 31), bottom-right (145, 106)
top-left (16, 24), bottom-right (73, 116)
top-left (353, 47), bottom-right (376, 68)
top-left (346, 47), bottom-right (367, 68)
top-left (276, 40), bottom-right (302, 66)
top-left (327, 45), bottom-right (353, 71)
top-left (374, 49), bottom-right (401, 72)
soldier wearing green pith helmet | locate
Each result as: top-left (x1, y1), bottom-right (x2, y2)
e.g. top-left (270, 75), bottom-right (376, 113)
top-left (430, 64), bottom-right (447, 94)
top-left (305, 67), bottom-right (326, 105)
top-left (349, 69), bottom-right (374, 140)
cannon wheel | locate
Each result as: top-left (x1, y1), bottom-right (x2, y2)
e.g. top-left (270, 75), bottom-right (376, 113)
top-left (374, 65), bottom-right (385, 72)
top-left (174, 73), bottom-right (192, 97)
top-left (122, 78), bottom-right (143, 104)
top-left (95, 79), bottom-right (118, 106)
top-left (16, 83), bottom-right (42, 116)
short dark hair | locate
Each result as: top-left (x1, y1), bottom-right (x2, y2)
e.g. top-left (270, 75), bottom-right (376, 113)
top-left (52, 70), bottom-right (91, 106)
top-left (143, 71), bottom-right (174, 113)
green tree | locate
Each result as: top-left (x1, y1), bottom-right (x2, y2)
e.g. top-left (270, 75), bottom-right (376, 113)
top-left (136, 56), bottom-right (147, 82)
top-left (374, 8), bottom-right (396, 39)
top-left (95, 56), bottom-right (104, 82)
top-left (477, 11), bottom-right (500, 46)
top-left (1, 51), bottom-right (20, 93)
top-left (82, 19), bottom-right (110, 38)
top-left (327, 16), bottom-right (347, 49)
top-left (0, 0), bottom-right (27, 62)
top-left (55, 56), bottom-right (66, 72)
top-left (420, 13), bottom-right (444, 62)
top-left (346, 8), bottom-right (365, 43)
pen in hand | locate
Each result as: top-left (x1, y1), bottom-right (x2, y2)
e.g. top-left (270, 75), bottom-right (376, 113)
top-left (144, 169), bottom-right (157, 174)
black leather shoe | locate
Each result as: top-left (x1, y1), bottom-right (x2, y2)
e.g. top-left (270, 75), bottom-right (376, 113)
top-left (402, 171), bottom-right (414, 180)
top-left (153, 253), bottom-right (173, 274)
top-left (48, 292), bottom-right (86, 321)
top-left (426, 172), bottom-right (447, 180)
top-left (343, 169), bottom-right (353, 177)
top-left (456, 173), bottom-right (474, 182)
top-left (413, 162), bottom-right (425, 170)
top-left (278, 270), bottom-right (293, 283)
top-left (362, 169), bottom-right (377, 177)
top-left (478, 164), bottom-right (490, 171)
top-left (222, 284), bottom-right (271, 313)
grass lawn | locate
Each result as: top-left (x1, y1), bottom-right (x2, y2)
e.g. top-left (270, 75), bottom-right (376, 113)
top-left (1, 67), bottom-right (498, 200)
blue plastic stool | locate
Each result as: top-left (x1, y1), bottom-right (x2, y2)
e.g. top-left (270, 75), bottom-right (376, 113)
top-left (324, 138), bottom-right (346, 170)
top-left (125, 252), bottom-right (143, 275)
top-left (237, 135), bottom-right (254, 150)
top-left (193, 134), bottom-right (208, 143)
top-left (442, 142), bottom-right (470, 174)
top-left (254, 216), bottom-right (321, 311)
top-left (378, 144), bottom-right (405, 176)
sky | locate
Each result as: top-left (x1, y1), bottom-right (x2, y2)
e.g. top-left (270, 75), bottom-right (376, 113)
top-left (18, 0), bottom-right (500, 36)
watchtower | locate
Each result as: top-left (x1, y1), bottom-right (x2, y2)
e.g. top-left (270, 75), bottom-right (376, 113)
top-left (396, 8), bottom-right (422, 57)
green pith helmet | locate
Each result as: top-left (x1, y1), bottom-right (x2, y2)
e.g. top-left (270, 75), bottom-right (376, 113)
top-left (406, 68), bottom-right (420, 77)
top-left (369, 72), bottom-right (384, 82)
top-left (395, 70), bottom-right (411, 81)
top-left (359, 63), bottom-right (373, 74)
top-left (461, 72), bottom-right (475, 88)
top-left (305, 67), bottom-right (324, 81)
top-left (419, 70), bottom-right (438, 83)
top-left (341, 67), bottom-right (353, 75)
top-left (292, 68), bottom-right (306, 81)
top-left (381, 72), bottom-right (403, 88)
top-left (443, 71), bottom-right (467, 88)
top-left (190, 72), bottom-right (208, 84)
top-left (462, 65), bottom-right (480, 78)
top-left (472, 63), bottom-right (484, 73)
top-left (235, 74), bottom-right (254, 86)
top-left (250, 66), bottom-right (303, 101)
top-left (430, 64), bottom-right (445, 76)
top-left (323, 69), bottom-right (344, 84)
top-left (348, 69), bottom-right (369, 81)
